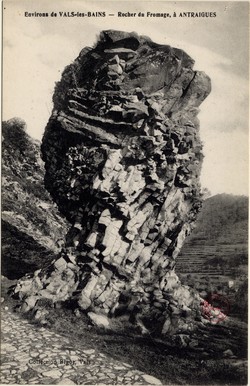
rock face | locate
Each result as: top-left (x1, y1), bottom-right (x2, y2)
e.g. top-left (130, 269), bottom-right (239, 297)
top-left (2, 118), bottom-right (68, 279)
top-left (14, 30), bottom-right (211, 333)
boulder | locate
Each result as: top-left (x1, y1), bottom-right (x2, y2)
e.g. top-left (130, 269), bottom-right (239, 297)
top-left (21, 295), bottom-right (40, 312)
top-left (87, 312), bottom-right (110, 329)
top-left (14, 30), bottom-right (211, 335)
top-left (142, 374), bottom-right (162, 385)
top-left (223, 349), bottom-right (234, 358)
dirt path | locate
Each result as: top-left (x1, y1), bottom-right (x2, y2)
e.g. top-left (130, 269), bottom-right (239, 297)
top-left (1, 309), bottom-right (162, 385)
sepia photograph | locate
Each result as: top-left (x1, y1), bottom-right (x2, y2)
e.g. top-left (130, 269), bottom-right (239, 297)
top-left (1, 1), bottom-right (249, 385)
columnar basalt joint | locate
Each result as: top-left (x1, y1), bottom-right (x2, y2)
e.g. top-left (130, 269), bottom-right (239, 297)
top-left (15, 30), bottom-right (211, 334)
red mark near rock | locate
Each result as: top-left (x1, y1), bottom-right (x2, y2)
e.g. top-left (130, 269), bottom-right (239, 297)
top-left (201, 293), bottom-right (230, 324)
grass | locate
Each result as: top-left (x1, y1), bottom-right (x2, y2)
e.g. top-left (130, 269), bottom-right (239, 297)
top-left (1, 277), bottom-right (247, 385)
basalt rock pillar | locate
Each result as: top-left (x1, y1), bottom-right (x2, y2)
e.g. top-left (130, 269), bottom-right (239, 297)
top-left (14, 30), bottom-right (211, 334)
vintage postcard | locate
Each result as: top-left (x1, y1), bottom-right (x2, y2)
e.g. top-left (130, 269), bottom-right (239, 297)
top-left (1, 1), bottom-right (249, 385)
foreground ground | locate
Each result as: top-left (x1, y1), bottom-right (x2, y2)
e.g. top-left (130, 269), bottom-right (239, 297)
top-left (1, 309), bottom-right (163, 385)
top-left (1, 278), bottom-right (247, 385)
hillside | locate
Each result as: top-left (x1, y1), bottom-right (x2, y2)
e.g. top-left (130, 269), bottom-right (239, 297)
top-left (2, 118), bottom-right (69, 279)
top-left (176, 193), bottom-right (248, 318)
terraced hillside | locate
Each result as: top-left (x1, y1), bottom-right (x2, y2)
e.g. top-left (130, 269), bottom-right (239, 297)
top-left (176, 194), bottom-right (248, 318)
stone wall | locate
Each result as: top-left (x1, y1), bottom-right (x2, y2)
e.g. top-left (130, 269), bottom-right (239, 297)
top-left (14, 30), bottom-right (211, 334)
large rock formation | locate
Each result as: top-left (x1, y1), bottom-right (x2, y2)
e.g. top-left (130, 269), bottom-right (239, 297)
top-left (14, 30), bottom-right (211, 334)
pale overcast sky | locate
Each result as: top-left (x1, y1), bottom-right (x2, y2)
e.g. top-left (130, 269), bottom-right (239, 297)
top-left (3, 0), bottom-right (249, 196)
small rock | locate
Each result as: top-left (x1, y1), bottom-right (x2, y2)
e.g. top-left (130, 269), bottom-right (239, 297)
top-left (34, 308), bottom-right (48, 320)
top-left (189, 339), bottom-right (199, 348)
top-left (82, 349), bottom-right (95, 355)
top-left (201, 352), bottom-right (210, 358)
top-left (42, 370), bottom-right (62, 378)
top-left (38, 377), bottom-right (55, 385)
top-left (1, 297), bottom-right (4, 303)
top-left (21, 295), bottom-right (39, 312)
top-left (142, 374), bottom-right (162, 385)
top-left (161, 318), bottom-right (171, 334)
top-left (78, 293), bottom-right (91, 310)
top-left (87, 312), bottom-right (110, 329)
top-left (54, 257), bottom-right (67, 270)
top-left (223, 349), bottom-right (234, 358)
top-left (56, 378), bottom-right (76, 385)
top-left (113, 366), bottom-right (127, 370)
top-left (122, 363), bottom-right (133, 368)
top-left (74, 308), bottom-right (81, 317)
top-left (4, 306), bottom-right (9, 310)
